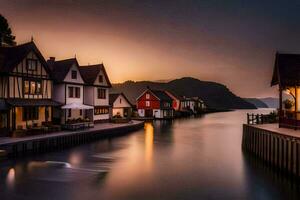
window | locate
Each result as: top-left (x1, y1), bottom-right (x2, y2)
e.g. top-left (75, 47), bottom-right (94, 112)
top-left (146, 101), bottom-right (150, 107)
top-left (26, 59), bottom-right (37, 71)
top-left (97, 88), bottom-right (106, 99)
top-left (68, 109), bottom-right (71, 117)
top-left (24, 80), bottom-right (30, 94)
top-left (94, 107), bottom-right (109, 115)
top-left (22, 107), bottom-right (39, 121)
top-left (75, 87), bottom-right (80, 98)
top-left (68, 87), bottom-right (74, 98)
top-left (99, 75), bottom-right (103, 83)
top-left (80, 109), bottom-right (82, 116)
top-left (71, 70), bottom-right (77, 79)
top-left (23, 80), bottom-right (42, 95)
top-left (146, 93), bottom-right (150, 99)
top-left (119, 98), bottom-right (122, 104)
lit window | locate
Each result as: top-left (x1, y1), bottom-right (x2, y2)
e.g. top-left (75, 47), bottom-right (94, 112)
top-left (36, 81), bottom-right (42, 94)
top-left (24, 80), bottom-right (30, 94)
top-left (146, 101), bottom-right (150, 107)
top-left (30, 81), bottom-right (36, 94)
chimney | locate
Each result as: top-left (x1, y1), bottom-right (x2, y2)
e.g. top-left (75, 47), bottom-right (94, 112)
top-left (47, 57), bottom-right (56, 71)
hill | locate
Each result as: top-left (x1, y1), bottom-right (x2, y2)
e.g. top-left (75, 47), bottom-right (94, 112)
top-left (111, 77), bottom-right (256, 110)
top-left (244, 98), bottom-right (268, 108)
top-left (259, 97), bottom-right (279, 108)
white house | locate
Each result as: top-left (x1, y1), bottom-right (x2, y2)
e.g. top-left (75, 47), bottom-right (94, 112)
top-left (79, 64), bottom-right (112, 123)
top-left (47, 57), bottom-right (92, 124)
top-left (109, 93), bottom-right (132, 118)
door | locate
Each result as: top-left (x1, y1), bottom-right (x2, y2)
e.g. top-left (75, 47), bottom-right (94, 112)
top-left (145, 109), bottom-right (153, 117)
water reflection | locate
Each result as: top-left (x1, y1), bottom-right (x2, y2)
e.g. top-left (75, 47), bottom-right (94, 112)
top-left (6, 168), bottom-right (15, 189)
top-left (144, 122), bottom-right (154, 171)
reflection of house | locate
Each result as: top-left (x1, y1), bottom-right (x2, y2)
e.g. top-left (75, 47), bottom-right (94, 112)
top-left (48, 57), bottom-right (92, 124)
top-left (0, 41), bottom-right (60, 134)
top-left (109, 93), bottom-right (132, 118)
top-left (137, 88), bottom-right (174, 119)
top-left (271, 53), bottom-right (300, 129)
top-left (79, 64), bottom-right (112, 123)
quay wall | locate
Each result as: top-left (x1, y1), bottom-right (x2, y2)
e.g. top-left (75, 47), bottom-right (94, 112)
top-left (242, 124), bottom-right (300, 177)
top-left (0, 121), bottom-right (144, 158)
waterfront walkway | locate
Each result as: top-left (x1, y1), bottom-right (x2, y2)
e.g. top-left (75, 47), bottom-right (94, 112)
top-left (252, 123), bottom-right (300, 139)
top-left (0, 121), bottom-right (144, 156)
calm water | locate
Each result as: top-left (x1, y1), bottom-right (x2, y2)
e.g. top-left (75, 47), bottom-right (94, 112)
top-left (1, 109), bottom-right (300, 200)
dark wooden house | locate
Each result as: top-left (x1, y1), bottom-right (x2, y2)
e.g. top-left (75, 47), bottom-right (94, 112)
top-left (271, 53), bottom-right (300, 129)
top-left (0, 41), bottom-right (60, 135)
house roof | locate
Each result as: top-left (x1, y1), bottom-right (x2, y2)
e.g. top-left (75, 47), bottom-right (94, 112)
top-left (109, 93), bottom-right (132, 106)
top-left (151, 90), bottom-right (173, 101)
top-left (165, 90), bottom-right (184, 101)
top-left (47, 58), bottom-right (78, 82)
top-left (79, 64), bottom-right (112, 87)
top-left (271, 53), bottom-right (300, 86)
top-left (0, 41), bottom-right (51, 74)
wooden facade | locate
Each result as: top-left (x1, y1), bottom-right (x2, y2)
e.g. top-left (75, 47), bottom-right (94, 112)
top-left (0, 42), bottom-right (58, 134)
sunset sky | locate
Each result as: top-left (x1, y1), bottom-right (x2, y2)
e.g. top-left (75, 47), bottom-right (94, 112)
top-left (1, 0), bottom-right (300, 97)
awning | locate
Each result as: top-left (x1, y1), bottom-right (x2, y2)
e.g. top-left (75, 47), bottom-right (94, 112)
top-left (6, 99), bottom-right (62, 107)
top-left (0, 99), bottom-right (8, 111)
top-left (61, 102), bottom-right (93, 110)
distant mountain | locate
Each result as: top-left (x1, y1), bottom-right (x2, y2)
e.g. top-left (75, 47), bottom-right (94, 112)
top-left (111, 77), bottom-right (256, 110)
top-left (259, 97), bottom-right (279, 108)
top-left (244, 98), bottom-right (268, 108)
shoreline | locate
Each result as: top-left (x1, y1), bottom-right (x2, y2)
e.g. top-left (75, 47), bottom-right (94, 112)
top-left (0, 120), bottom-right (144, 159)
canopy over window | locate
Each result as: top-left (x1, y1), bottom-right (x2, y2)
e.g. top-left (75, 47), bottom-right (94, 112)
top-left (61, 102), bottom-right (93, 110)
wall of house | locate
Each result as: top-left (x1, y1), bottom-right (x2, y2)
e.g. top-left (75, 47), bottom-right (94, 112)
top-left (94, 113), bottom-right (110, 121)
top-left (84, 86), bottom-right (94, 105)
top-left (137, 91), bottom-right (160, 109)
top-left (0, 76), bottom-right (8, 98)
top-left (113, 95), bottom-right (131, 108)
top-left (64, 64), bottom-right (85, 84)
top-left (65, 84), bottom-right (84, 104)
top-left (15, 106), bottom-right (52, 129)
top-left (94, 69), bottom-right (109, 87)
top-left (8, 51), bottom-right (52, 99)
top-left (53, 84), bottom-right (65, 104)
top-left (94, 87), bottom-right (109, 106)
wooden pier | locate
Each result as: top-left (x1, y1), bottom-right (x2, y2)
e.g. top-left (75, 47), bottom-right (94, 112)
top-left (0, 120), bottom-right (144, 158)
top-left (242, 123), bottom-right (300, 177)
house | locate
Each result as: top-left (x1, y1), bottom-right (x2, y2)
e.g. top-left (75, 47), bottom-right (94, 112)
top-left (180, 97), bottom-right (195, 113)
top-left (165, 91), bottom-right (182, 111)
top-left (47, 57), bottom-right (93, 124)
top-left (109, 93), bottom-right (132, 118)
top-left (271, 53), bottom-right (300, 129)
top-left (192, 97), bottom-right (206, 113)
top-left (79, 64), bottom-right (112, 123)
top-left (0, 41), bottom-right (60, 135)
top-left (136, 88), bottom-right (174, 119)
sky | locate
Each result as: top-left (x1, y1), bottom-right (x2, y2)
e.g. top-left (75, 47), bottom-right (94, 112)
top-left (1, 0), bottom-right (300, 97)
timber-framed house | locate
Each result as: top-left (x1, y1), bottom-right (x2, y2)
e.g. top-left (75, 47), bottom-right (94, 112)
top-left (0, 41), bottom-right (60, 135)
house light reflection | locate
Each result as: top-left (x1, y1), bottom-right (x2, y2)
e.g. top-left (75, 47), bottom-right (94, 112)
top-left (144, 122), bottom-right (154, 171)
top-left (6, 168), bottom-right (15, 188)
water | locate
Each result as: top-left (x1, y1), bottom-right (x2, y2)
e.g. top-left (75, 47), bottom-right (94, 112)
top-left (1, 109), bottom-right (300, 200)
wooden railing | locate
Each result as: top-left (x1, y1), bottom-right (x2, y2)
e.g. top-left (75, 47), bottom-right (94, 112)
top-left (247, 113), bottom-right (277, 125)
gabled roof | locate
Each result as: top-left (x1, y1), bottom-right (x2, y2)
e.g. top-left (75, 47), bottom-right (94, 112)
top-left (109, 93), bottom-right (132, 106)
top-left (0, 41), bottom-right (51, 74)
top-left (48, 58), bottom-right (79, 82)
top-left (151, 90), bottom-right (173, 101)
top-left (271, 53), bottom-right (300, 86)
top-left (79, 64), bottom-right (112, 87)
top-left (165, 90), bottom-right (184, 101)
top-left (136, 88), bottom-right (173, 102)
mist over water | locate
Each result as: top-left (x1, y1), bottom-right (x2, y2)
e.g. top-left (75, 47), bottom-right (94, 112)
top-left (1, 109), bottom-right (300, 200)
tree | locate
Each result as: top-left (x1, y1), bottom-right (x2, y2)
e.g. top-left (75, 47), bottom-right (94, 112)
top-left (0, 14), bottom-right (16, 46)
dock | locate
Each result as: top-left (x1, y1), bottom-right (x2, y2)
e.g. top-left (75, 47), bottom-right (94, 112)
top-left (0, 120), bottom-right (144, 158)
top-left (242, 123), bottom-right (300, 177)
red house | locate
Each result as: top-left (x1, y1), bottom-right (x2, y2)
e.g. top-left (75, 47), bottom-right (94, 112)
top-left (136, 88), bottom-right (174, 119)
